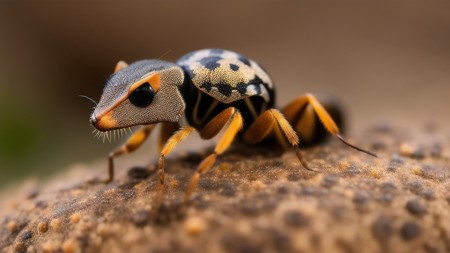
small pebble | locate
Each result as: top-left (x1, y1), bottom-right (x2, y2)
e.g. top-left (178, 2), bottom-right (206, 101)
top-left (199, 179), bottom-right (220, 191)
top-left (371, 215), bottom-right (393, 242)
top-left (321, 174), bottom-right (338, 188)
top-left (132, 210), bottom-right (150, 227)
top-left (7, 220), bottom-right (18, 232)
top-left (411, 149), bottom-right (425, 160)
top-left (35, 200), bottom-right (48, 209)
top-left (400, 142), bottom-right (415, 157)
top-left (37, 222), bottom-right (48, 233)
top-left (405, 199), bottom-right (428, 217)
top-left (277, 185), bottom-right (289, 194)
top-left (387, 155), bottom-right (404, 171)
top-left (400, 142), bottom-right (424, 159)
top-left (14, 242), bottom-right (27, 253)
top-left (412, 167), bottom-right (423, 176)
top-left (369, 169), bottom-right (382, 179)
top-left (406, 180), bottom-right (423, 195)
top-left (345, 166), bottom-right (362, 175)
top-left (301, 186), bottom-right (318, 196)
top-left (332, 206), bottom-right (349, 220)
top-left (287, 173), bottom-right (300, 181)
top-left (430, 143), bottom-right (442, 157)
top-left (251, 180), bottom-right (265, 190)
top-left (185, 216), bottom-right (206, 235)
top-left (50, 219), bottom-right (61, 231)
top-left (70, 213), bottom-right (81, 224)
top-left (62, 239), bottom-right (77, 253)
top-left (400, 222), bottom-right (422, 240)
top-left (419, 189), bottom-right (436, 201)
top-left (240, 194), bottom-right (277, 216)
top-left (381, 181), bottom-right (397, 191)
top-left (26, 188), bottom-right (39, 199)
top-left (270, 229), bottom-right (292, 252)
top-left (42, 240), bottom-right (60, 253)
top-left (120, 188), bottom-right (136, 200)
top-left (78, 217), bottom-right (93, 232)
top-left (20, 230), bottom-right (32, 241)
top-left (219, 162), bottom-right (232, 172)
top-left (371, 141), bottom-right (386, 150)
top-left (420, 164), bottom-right (441, 180)
top-left (97, 223), bottom-right (113, 237)
top-left (221, 182), bottom-right (236, 197)
top-left (127, 167), bottom-right (151, 181)
top-left (379, 193), bottom-right (394, 205)
top-left (353, 192), bottom-right (370, 206)
top-left (283, 210), bottom-right (309, 227)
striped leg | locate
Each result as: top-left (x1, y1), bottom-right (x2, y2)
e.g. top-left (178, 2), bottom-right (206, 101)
top-left (184, 107), bottom-right (243, 203)
top-left (282, 93), bottom-right (376, 157)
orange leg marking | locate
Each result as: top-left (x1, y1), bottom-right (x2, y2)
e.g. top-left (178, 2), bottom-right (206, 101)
top-left (282, 93), bottom-right (376, 157)
top-left (153, 126), bottom-right (195, 208)
top-left (158, 122), bottom-right (180, 152)
top-left (106, 124), bottom-right (156, 183)
top-left (185, 107), bottom-right (243, 204)
top-left (243, 109), bottom-right (312, 171)
top-left (199, 107), bottom-right (235, 139)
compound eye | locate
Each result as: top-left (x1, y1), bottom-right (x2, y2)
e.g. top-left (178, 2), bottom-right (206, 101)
top-left (129, 83), bottom-right (154, 107)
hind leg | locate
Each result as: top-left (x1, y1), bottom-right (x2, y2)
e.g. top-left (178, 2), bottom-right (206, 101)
top-left (282, 93), bottom-right (376, 157)
top-left (243, 108), bottom-right (312, 171)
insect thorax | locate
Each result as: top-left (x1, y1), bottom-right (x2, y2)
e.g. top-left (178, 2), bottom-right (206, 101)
top-left (177, 49), bottom-right (275, 130)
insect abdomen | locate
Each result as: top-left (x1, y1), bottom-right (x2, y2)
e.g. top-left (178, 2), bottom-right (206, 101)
top-left (177, 49), bottom-right (274, 104)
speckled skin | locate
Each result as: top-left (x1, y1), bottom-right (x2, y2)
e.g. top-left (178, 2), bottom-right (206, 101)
top-left (92, 60), bottom-right (186, 128)
top-left (177, 49), bottom-right (274, 104)
top-left (91, 49), bottom-right (275, 132)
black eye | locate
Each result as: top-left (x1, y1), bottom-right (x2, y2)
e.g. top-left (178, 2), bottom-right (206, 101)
top-left (129, 83), bottom-right (154, 107)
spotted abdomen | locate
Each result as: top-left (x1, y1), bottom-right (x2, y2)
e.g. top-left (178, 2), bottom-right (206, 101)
top-left (177, 49), bottom-right (274, 104)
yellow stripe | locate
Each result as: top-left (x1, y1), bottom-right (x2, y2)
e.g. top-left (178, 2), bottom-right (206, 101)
top-left (192, 91), bottom-right (203, 126)
top-left (244, 98), bottom-right (259, 120)
top-left (192, 90), bottom-right (221, 127)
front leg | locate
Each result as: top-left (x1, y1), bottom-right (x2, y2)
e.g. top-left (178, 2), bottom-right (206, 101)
top-left (106, 124), bottom-right (156, 183)
top-left (154, 126), bottom-right (195, 204)
top-left (185, 107), bottom-right (244, 204)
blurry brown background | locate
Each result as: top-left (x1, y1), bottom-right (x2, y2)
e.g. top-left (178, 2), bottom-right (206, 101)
top-left (0, 1), bottom-right (449, 188)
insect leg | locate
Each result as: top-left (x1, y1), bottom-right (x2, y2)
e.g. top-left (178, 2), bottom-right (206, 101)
top-left (158, 122), bottom-right (180, 152)
top-left (184, 107), bottom-right (243, 203)
top-left (243, 109), bottom-right (312, 171)
top-left (106, 124), bottom-right (156, 183)
top-left (282, 93), bottom-right (376, 157)
top-left (155, 126), bottom-right (195, 204)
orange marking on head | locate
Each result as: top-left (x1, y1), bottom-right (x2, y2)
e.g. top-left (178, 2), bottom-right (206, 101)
top-left (95, 73), bottom-right (161, 126)
top-left (114, 61), bottom-right (129, 73)
top-left (96, 110), bottom-right (117, 131)
top-left (129, 73), bottom-right (161, 94)
top-left (147, 73), bottom-right (161, 92)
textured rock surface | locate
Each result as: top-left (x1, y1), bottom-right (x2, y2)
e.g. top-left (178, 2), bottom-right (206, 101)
top-left (1, 123), bottom-right (449, 253)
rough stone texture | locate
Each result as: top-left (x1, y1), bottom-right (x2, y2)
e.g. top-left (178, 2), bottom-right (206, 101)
top-left (0, 123), bottom-right (449, 253)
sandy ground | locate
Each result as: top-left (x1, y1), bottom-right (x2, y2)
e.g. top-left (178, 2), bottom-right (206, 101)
top-left (0, 121), bottom-right (449, 253)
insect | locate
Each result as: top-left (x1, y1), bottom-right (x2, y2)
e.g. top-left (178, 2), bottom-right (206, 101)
top-left (89, 48), bottom-right (376, 203)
